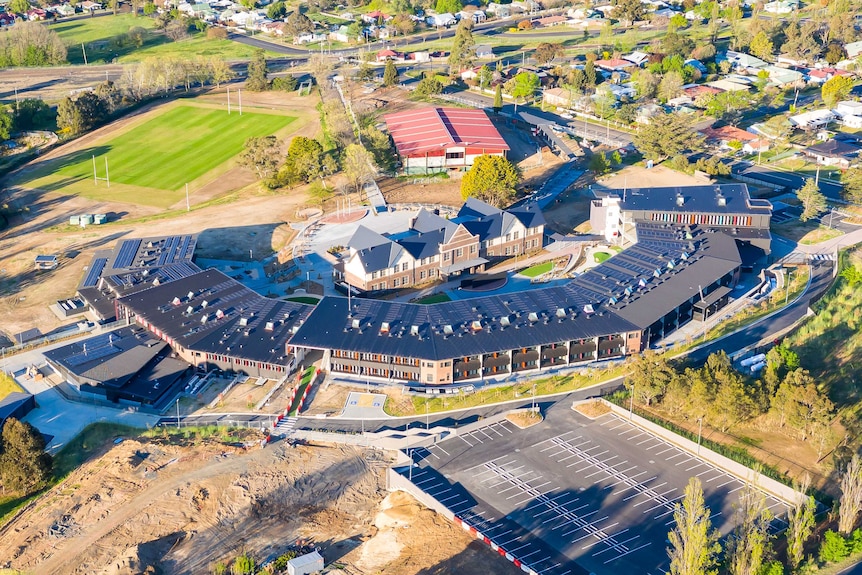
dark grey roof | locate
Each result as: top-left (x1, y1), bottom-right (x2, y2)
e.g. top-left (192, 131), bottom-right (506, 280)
top-left (614, 184), bottom-right (772, 215)
top-left (291, 224), bottom-right (743, 359)
top-left (354, 241), bottom-right (404, 274)
top-left (410, 209), bottom-right (458, 240)
top-left (348, 226), bottom-right (390, 251)
top-left (0, 392), bottom-right (34, 422)
top-left (509, 202), bottom-right (546, 229)
top-left (805, 139), bottom-right (861, 158)
top-left (398, 229), bottom-right (445, 260)
top-left (457, 197), bottom-right (501, 219)
top-left (117, 269), bottom-right (313, 367)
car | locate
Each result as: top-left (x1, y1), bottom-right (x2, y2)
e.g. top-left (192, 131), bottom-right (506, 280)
top-left (560, 112), bottom-right (573, 120)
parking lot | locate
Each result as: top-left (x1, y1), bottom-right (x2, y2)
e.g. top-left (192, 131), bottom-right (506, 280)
top-left (406, 403), bottom-right (790, 575)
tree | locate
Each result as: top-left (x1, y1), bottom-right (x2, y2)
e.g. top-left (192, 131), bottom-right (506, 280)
top-left (0, 107), bottom-right (11, 141)
top-left (460, 155), bottom-right (520, 207)
top-left (128, 25), bottom-right (147, 47)
top-left (239, 136), bottom-right (282, 180)
top-left (0, 22), bottom-right (67, 67)
top-left (760, 115), bottom-right (792, 141)
top-left (0, 418), bottom-right (52, 493)
top-left (448, 17), bottom-right (474, 75)
top-left (285, 10), bottom-right (314, 37)
top-left (633, 112), bottom-right (704, 161)
top-left (825, 43), bottom-right (847, 65)
top-left (589, 151), bottom-right (611, 175)
top-left (8, 0), bottom-right (29, 14)
top-left (822, 75), bottom-right (855, 108)
top-left (165, 19), bottom-right (189, 41)
top-left (625, 350), bottom-right (675, 406)
top-left (210, 57), bottom-right (234, 88)
top-left (584, 60), bottom-right (596, 88)
top-left (11, 98), bottom-right (53, 132)
top-left (781, 21), bottom-right (822, 63)
top-left (726, 482), bottom-right (772, 575)
top-left (797, 179), bottom-right (827, 222)
top-left (493, 83), bottom-right (503, 112)
top-left (245, 49), bottom-right (269, 91)
top-left (661, 32), bottom-right (695, 58)
top-left (658, 70), bottom-right (684, 102)
top-left (842, 167), bottom-right (862, 204)
top-left (749, 31), bottom-right (774, 61)
top-left (361, 126), bottom-right (397, 173)
top-left (382, 59), bottom-right (398, 86)
top-left (820, 530), bottom-right (850, 563)
top-left (271, 75), bottom-right (297, 91)
top-left (508, 71), bottom-right (539, 100)
top-left (343, 143), bottom-right (376, 194)
top-left (613, 0), bottom-right (645, 26)
top-left (840, 454), bottom-right (862, 534)
top-left (56, 92), bottom-right (106, 136)
top-left (477, 65), bottom-right (493, 90)
top-left (631, 69), bottom-right (659, 99)
top-left (415, 75), bottom-right (443, 97)
top-left (278, 136), bottom-right (325, 184)
top-left (267, 1), bottom-right (286, 19)
top-left (669, 13), bottom-right (688, 32)
top-left (391, 13), bottom-right (414, 36)
top-left (534, 42), bottom-right (564, 65)
top-left (435, 0), bottom-right (462, 13)
top-left (232, 553), bottom-right (256, 575)
top-left (143, 1), bottom-right (156, 15)
top-left (668, 477), bottom-right (721, 575)
top-left (787, 475), bottom-right (816, 571)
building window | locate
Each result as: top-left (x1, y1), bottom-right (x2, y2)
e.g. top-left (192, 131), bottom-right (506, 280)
top-left (371, 271), bottom-right (378, 279)
top-left (513, 231), bottom-right (519, 240)
top-left (505, 246), bottom-right (510, 255)
top-left (393, 277), bottom-right (400, 287)
top-left (513, 244), bottom-right (519, 253)
top-left (470, 244), bottom-right (477, 254)
top-left (505, 233), bottom-right (511, 242)
top-left (420, 270), bottom-right (426, 279)
top-left (402, 262), bottom-right (409, 271)
top-left (445, 151), bottom-right (464, 160)
top-left (456, 247), bottom-right (463, 257)
top-left (443, 252), bottom-right (451, 261)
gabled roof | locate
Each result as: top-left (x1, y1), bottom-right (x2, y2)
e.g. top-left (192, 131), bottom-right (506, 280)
top-left (410, 208), bottom-right (458, 241)
top-left (805, 139), bottom-right (862, 157)
top-left (383, 107), bottom-right (509, 157)
top-left (354, 241), bottom-right (405, 273)
top-left (457, 197), bottom-right (502, 219)
top-left (509, 203), bottom-right (546, 229)
top-left (702, 125), bottom-right (758, 142)
top-left (348, 225), bottom-right (391, 251)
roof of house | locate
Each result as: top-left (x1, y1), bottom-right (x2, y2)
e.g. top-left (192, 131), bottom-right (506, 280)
top-left (702, 125), bottom-right (758, 142)
top-left (291, 224), bottom-right (744, 359)
top-left (116, 269), bottom-right (314, 366)
top-left (383, 107), bottom-right (509, 157)
top-left (805, 139), bottom-right (862, 158)
top-left (594, 58), bottom-right (634, 70)
top-left (616, 184), bottom-right (773, 215)
top-left (683, 85), bottom-right (724, 97)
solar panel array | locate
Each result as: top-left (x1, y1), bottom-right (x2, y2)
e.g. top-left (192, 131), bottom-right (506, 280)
top-left (63, 333), bottom-right (121, 366)
top-left (81, 258), bottom-right (107, 288)
top-left (114, 239), bottom-right (142, 269)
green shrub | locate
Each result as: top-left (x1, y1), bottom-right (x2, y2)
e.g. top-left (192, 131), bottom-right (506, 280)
top-left (820, 530), bottom-right (850, 563)
top-left (759, 560), bottom-right (784, 575)
top-left (849, 528), bottom-right (862, 554)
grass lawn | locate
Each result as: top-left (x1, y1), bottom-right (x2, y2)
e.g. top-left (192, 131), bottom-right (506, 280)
top-left (772, 220), bottom-right (843, 245)
top-left (52, 15), bottom-right (279, 64)
top-left (415, 293), bottom-right (452, 304)
top-left (0, 372), bottom-right (23, 400)
top-left (520, 261), bottom-right (553, 277)
top-left (14, 104), bottom-right (296, 208)
top-left (285, 296), bottom-right (319, 304)
top-left (593, 251), bottom-right (611, 263)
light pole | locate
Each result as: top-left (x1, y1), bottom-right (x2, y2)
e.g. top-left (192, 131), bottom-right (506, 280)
top-left (176, 397), bottom-right (181, 428)
top-left (629, 383), bottom-right (634, 419)
top-left (697, 417), bottom-right (703, 455)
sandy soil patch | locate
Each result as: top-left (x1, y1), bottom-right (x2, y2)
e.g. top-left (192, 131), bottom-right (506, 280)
top-left (573, 400), bottom-right (612, 419)
top-left (594, 164), bottom-right (709, 191)
top-left (506, 410), bottom-right (544, 429)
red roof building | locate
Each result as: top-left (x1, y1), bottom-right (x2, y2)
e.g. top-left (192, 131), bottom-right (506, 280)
top-left (594, 58), bottom-right (636, 72)
top-left (383, 107), bottom-right (509, 174)
top-left (702, 125), bottom-right (758, 143)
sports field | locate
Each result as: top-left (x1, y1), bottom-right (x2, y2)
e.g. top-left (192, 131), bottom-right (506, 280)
top-left (16, 104), bottom-right (296, 208)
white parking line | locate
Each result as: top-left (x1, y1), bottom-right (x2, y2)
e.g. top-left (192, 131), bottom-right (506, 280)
top-left (624, 482), bottom-right (666, 501)
top-left (664, 452), bottom-right (687, 461)
top-left (605, 542), bottom-right (652, 564)
top-left (459, 435), bottom-right (475, 447)
top-left (434, 443), bottom-right (450, 456)
top-left (633, 488), bottom-right (677, 507)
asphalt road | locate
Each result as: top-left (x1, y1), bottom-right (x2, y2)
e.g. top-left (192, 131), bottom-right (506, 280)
top-left (732, 161), bottom-right (844, 201)
top-left (687, 259), bottom-right (835, 363)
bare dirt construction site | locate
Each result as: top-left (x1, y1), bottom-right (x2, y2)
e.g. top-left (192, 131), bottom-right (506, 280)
top-left (0, 434), bottom-right (521, 575)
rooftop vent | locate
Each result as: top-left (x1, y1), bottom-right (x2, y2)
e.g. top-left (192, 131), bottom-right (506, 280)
top-left (471, 320), bottom-right (482, 331)
top-left (172, 296), bottom-right (181, 306)
top-left (201, 300), bottom-right (209, 308)
top-left (186, 305), bottom-right (194, 315)
top-left (201, 314), bottom-right (208, 324)
top-left (654, 268), bottom-right (662, 278)
top-left (609, 296), bottom-right (618, 305)
top-left (667, 260), bottom-right (675, 270)
top-left (380, 322), bottom-right (390, 334)
top-left (717, 193), bottom-right (726, 206)
top-left (676, 193), bottom-right (684, 206)
top-left (152, 278), bottom-right (160, 286)
top-left (624, 286), bottom-right (632, 296)
top-left (411, 325), bottom-right (419, 336)
top-left (291, 325), bottom-right (300, 335)
top-left (187, 291), bottom-right (194, 300)
top-left (528, 312), bottom-right (539, 323)
top-left (351, 318), bottom-right (361, 329)
top-left (239, 317), bottom-right (248, 326)
top-left (443, 324), bottom-right (453, 335)
top-left (216, 309), bottom-right (225, 319)
top-left (265, 321), bottom-right (274, 331)
top-left (556, 307), bottom-right (566, 318)
top-left (638, 278), bottom-right (647, 288)
top-left (583, 304), bottom-right (595, 314)
top-left (500, 316), bottom-right (511, 327)
top-left (681, 251), bottom-right (689, 260)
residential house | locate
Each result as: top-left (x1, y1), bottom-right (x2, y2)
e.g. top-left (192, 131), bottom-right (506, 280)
top-left (458, 9), bottom-right (486, 23)
top-left (683, 84), bottom-right (723, 100)
top-left (846, 40), bottom-right (862, 60)
top-left (789, 109), bottom-right (836, 129)
top-left (836, 101), bottom-right (862, 129)
top-left (487, 3), bottom-right (513, 17)
top-left (607, 83), bottom-right (637, 99)
top-left (723, 51), bottom-right (767, 71)
top-left (743, 139), bottom-right (771, 154)
top-left (705, 78), bottom-right (753, 92)
top-left (543, 87), bottom-right (573, 108)
top-left (623, 51), bottom-right (649, 67)
top-left (763, 0), bottom-right (798, 13)
top-left (764, 65), bottom-right (804, 88)
top-left (684, 59), bottom-right (707, 74)
top-left (803, 139), bottom-right (861, 168)
top-left (474, 44), bottom-right (493, 59)
top-left (361, 10), bottom-right (388, 23)
top-left (701, 125), bottom-right (759, 149)
top-left (295, 31), bottom-right (327, 44)
top-left (594, 58), bottom-right (636, 73)
top-left (635, 103), bottom-right (663, 124)
top-left (777, 54), bottom-right (807, 67)
top-left (330, 25), bottom-right (352, 42)
top-left (376, 48), bottom-right (402, 62)
top-left (52, 4), bottom-right (76, 16)
top-left (534, 15), bottom-right (567, 26)
top-left (407, 51), bottom-right (431, 63)
top-left (259, 21), bottom-right (285, 35)
top-left (426, 12), bottom-right (456, 27)
top-left (79, 1), bottom-right (102, 10)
